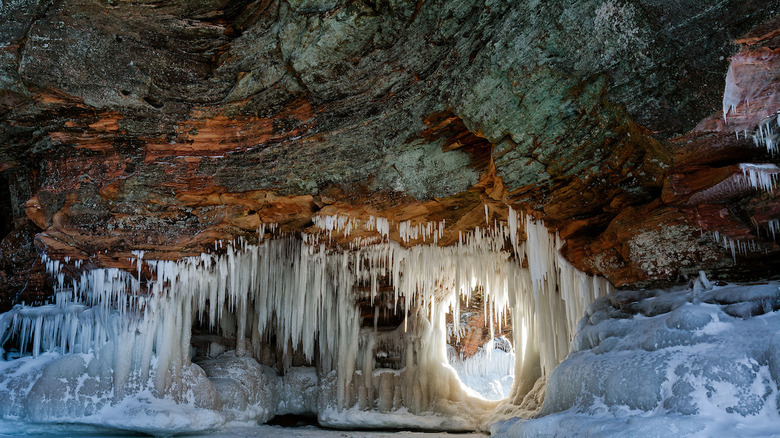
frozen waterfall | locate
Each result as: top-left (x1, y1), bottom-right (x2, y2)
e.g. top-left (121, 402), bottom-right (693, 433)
top-left (0, 212), bottom-right (611, 434)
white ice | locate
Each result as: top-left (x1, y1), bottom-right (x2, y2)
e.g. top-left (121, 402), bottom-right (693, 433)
top-left (0, 211), bottom-right (610, 434)
top-left (493, 280), bottom-right (780, 437)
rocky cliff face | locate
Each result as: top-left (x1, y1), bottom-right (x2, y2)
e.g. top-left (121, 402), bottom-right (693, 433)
top-left (1, 0), bottom-right (779, 309)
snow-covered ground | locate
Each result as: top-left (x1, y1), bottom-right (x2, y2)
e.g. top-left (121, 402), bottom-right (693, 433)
top-left (493, 280), bottom-right (780, 437)
top-left (181, 425), bottom-right (488, 438)
top-left (0, 424), bottom-right (488, 438)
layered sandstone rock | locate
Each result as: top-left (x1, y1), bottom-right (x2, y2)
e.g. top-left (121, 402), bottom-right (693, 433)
top-left (1, 0), bottom-right (779, 309)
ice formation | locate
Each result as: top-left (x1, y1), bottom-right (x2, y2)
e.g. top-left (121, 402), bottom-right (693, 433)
top-left (722, 58), bottom-right (743, 123)
top-left (0, 211), bottom-right (611, 434)
top-left (688, 162), bottom-right (779, 205)
top-left (722, 50), bottom-right (778, 157)
top-left (313, 213), bottom-right (445, 244)
top-left (710, 230), bottom-right (765, 262)
top-left (492, 281), bottom-right (780, 437)
top-left (738, 163), bottom-right (779, 192)
top-left (722, 50), bottom-right (778, 127)
top-left (753, 112), bottom-right (779, 156)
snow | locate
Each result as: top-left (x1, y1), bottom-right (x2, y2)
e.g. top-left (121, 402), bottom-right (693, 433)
top-left (493, 280), bottom-right (780, 437)
top-left (186, 425), bottom-right (488, 438)
top-left (0, 212), bottom-right (610, 434)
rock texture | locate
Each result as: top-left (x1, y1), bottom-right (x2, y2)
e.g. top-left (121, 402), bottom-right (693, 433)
top-left (1, 0), bottom-right (779, 308)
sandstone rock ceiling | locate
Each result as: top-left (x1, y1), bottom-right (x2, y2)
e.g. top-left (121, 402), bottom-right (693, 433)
top-left (0, 0), bottom-right (779, 308)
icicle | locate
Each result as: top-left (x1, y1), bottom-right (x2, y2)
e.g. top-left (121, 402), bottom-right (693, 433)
top-left (738, 163), bottom-right (779, 193)
top-left (7, 210), bottom-right (612, 424)
top-left (752, 113), bottom-right (779, 156)
top-left (722, 60), bottom-right (739, 124)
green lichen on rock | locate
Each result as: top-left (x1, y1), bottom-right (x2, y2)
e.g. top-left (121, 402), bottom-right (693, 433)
top-left (376, 138), bottom-right (479, 199)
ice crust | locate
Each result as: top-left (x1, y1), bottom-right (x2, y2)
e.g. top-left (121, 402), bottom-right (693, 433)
top-left (493, 281), bottom-right (780, 437)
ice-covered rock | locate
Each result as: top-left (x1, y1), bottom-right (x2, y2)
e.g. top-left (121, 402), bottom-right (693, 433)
top-left (197, 353), bottom-right (280, 423)
top-left (494, 281), bottom-right (780, 437)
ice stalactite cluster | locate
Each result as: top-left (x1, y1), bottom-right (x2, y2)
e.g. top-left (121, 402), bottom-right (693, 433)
top-left (722, 50), bottom-right (779, 157)
top-left (312, 214), bottom-right (445, 245)
top-left (737, 163), bottom-right (779, 193)
top-left (753, 112), bottom-right (779, 156)
top-left (722, 50), bottom-right (778, 127)
top-left (0, 211), bottom-right (610, 433)
top-left (710, 230), bottom-right (767, 262)
top-left (696, 161), bottom-right (779, 261)
top-left (688, 163), bottom-right (779, 206)
top-left (769, 219), bottom-right (779, 240)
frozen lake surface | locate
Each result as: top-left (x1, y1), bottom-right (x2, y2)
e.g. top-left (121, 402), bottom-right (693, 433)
top-left (0, 423), bottom-right (488, 438)
top-left (184, 425), bottom-right (488, 438)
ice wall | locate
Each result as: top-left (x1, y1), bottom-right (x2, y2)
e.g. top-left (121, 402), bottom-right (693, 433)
top-left (722, 50), bottom-right (778, 129)
top-left (493, 280), bottom-right (780, 437)
top-left (0, 212), bottom-right (610, 433)
top-left (722, 48), bottom-right (779, 155)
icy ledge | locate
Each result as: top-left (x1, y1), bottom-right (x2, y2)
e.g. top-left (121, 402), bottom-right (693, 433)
top-left (492, 280), bottom-right (780, 437)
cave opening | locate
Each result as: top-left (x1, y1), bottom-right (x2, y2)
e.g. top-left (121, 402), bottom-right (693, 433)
top-left (446, 289), bottom-right (516, 401)
top-left (266, 413), bottom-right (320, 427)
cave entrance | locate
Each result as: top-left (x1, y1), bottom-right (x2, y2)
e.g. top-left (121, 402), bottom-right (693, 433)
top-left (446, 289), bottom-right (516, 401)
top-left (354, 277), bottom-right (518, 402)
top-left (267, 413), bottom-right (320, 427)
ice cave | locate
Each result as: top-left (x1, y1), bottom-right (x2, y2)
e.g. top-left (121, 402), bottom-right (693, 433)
top-left (0, 0), bottom-right (779, 437)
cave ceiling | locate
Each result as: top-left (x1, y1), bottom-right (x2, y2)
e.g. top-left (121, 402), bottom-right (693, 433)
top-left (1, 0), bottom-right (779, 307)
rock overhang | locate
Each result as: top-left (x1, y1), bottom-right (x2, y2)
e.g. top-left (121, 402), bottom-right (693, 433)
top-left (0, 0), bottom-right (778, 306)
